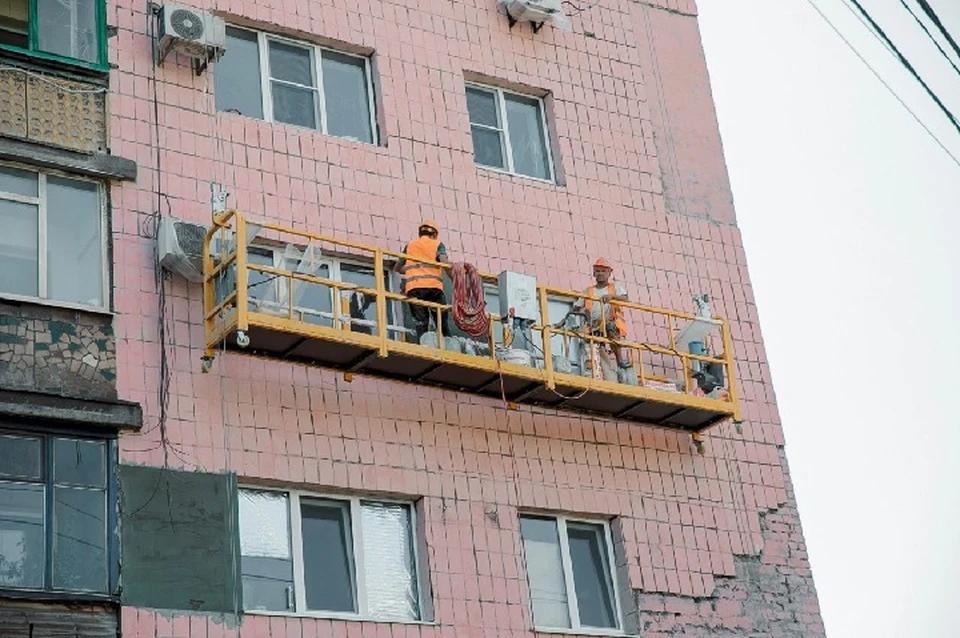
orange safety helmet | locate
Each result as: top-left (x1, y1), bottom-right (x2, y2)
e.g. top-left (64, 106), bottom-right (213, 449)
top-left (419, 220), bottom-right (439, 236)
top-left (593, 257), bottom-right (613, 271)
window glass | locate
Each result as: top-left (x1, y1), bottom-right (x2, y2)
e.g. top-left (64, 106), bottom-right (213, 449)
top-left (0, 199), bottom-right (39, 298)
top-left (216, 28), bottom-right (264, 119)
top-left (0, 483), bottom-right (45, 588)
top-left (53, 438), bottom-right (105, 488)
top-left (322, 51), bottom-right (373, 143)
top-left (0, 166), bottom-right (38, 197)
top-left (46, 176), bottom-right (102, 307)
top-left (272, 83), bottom-right (317, 129)
top-left (239, 490), bottom-right (294, 612)
top-left (269, 40), bottom-right (314, 86)
top-left (0, 434), bottom-right (42, 481)
top-left (520, 516), bottom-right (571, 629)
top-left (300, 498), bottom-right (355, 612)
top-left (505, 94), bottom-right (550, 179)
top-left (269, 41), bottom-right (317, 128)
top-left (0, 0), bottom-right (29, 48)
top-left (36, 0), bottom-right (99, 63)
top-left (471, 127), bottom-right (505, 170)
top-left (566, 522), bottom-right (617, 629)
top-left (466, 87), bottom-right (500, 128)
top-left (360, 502), bottom-right (419, 621)
top-left (340, 263), bottom-right (378, 331)
top-left (53, 487), bottom-right (107, 591)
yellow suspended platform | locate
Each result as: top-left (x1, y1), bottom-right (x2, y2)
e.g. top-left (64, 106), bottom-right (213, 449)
top-left (202, 211), bottom-right (742, 436)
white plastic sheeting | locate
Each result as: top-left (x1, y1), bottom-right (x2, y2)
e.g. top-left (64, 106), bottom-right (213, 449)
top-left (360, 502), bottom-right (420, 621)
top-left (239, 490), bottom-right (291, 559)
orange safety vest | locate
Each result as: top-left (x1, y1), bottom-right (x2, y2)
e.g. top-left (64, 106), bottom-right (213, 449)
top-left (403, 236), bottom-right (444, 293)
top-left (583, 283), bottom-right (627, 338)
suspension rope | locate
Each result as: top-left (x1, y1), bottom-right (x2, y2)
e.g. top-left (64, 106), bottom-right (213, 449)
top-left (450, 262), bottom-right (489, 338)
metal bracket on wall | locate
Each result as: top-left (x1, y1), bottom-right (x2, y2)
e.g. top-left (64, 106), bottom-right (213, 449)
top-left (505, 9), bottom-right (545, 33)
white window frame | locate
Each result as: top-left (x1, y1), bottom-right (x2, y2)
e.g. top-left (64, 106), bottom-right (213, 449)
top-left (225, 26), bottom-right (379, 144)
top-left (245, 247), bottom-right (411, 338)
top-left (239, 487), bottom-right (426, 622)
top-left (0, 163), bottom-right (108, 313)
top-left (466, 82), bottom-right (555, 182)
top-left (520, 514), bottom-right (624, 636)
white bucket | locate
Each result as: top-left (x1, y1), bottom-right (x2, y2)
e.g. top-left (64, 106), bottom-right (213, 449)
top-left (500, 348), bottom-right (533, 367)
top-left (420, 332), bottom-right (462, 352)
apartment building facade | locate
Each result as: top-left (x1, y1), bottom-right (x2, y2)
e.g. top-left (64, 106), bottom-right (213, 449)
top-left (0, 0), bottom-right (825, 636)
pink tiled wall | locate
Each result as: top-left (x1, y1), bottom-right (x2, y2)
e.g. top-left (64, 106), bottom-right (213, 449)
top-left (108, 0), bottom-right (823, 635)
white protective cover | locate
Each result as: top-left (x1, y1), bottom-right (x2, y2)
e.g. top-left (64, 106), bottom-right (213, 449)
top-left (498, 0), bottom-right (572, 31)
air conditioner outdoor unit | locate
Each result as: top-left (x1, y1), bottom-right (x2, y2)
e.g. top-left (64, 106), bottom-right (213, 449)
top-left (502, 0), bottom-right (565, 26)
top-left (158, 216), bottom-right (208, 283)
top-left (157, 2), bottom-right (225, 63)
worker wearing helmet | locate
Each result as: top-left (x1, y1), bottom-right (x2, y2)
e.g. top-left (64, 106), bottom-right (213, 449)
top-left (572, 258), bottom-right (634, 382)
top-left (395, 220), bottom-right (451, 342)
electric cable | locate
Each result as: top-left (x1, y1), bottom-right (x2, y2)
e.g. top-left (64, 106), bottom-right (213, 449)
top-left (450, 262), bottom-right (490, 339)
top-left (915, 0), bottom-right (960, 63)
top-left (897, 0), bottom-right (960, 77)
top-left (844, 0), bottom-right (960, 134)
top-left (803, 0), bottom-right (960, 169)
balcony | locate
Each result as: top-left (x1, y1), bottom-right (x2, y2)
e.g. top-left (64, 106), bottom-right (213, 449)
top-left (202, 211), bottom-right (741, 437)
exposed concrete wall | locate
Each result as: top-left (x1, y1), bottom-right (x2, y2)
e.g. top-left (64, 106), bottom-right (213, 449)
top-left (0, 301), bottom-right (117, 401)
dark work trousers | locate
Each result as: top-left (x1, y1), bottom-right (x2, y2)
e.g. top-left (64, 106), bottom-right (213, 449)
top-left (407, 287), bottom-right (451, 341)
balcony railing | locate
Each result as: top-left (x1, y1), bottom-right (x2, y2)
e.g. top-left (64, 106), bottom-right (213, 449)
top-left (202, 211), bottom-right (741, 437)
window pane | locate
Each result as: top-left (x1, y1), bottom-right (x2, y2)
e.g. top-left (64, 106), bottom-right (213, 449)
top-left (272, 83), bottom-right (318, 129)
top-left (520, 516), bottom-right (570, 629)
top-left (0, 166), bottom-right (38, 197)
top-left (287, 258), bottom-right (332, 326)
top-left (269, 40), bottom-right (314, 86)
top-left (36, 0), bottom-right (99, 63)
top-left (0, 0), bottom-right (29, 49)
top-left (471, 126), bottom-right (505, 169)
top-left (505, 95), bottom-right (550, 179)
top-left (53, 487), bottom-right (107, 592)
top-left (466, 87), bottom-right (499, 128)
top-left (216, 28), bottom-right (263, 119)
top-left (46, 176), bottom-right (102, 307)
top-left (341, 264), bottom-right (377, 330)
top-left (360, 502), bottom-right (419, 621)
top-left (566, 522), bottom-right (617, 629)
top-left (53, 438), bottom-right (105, 488)
top-left (0, 199), bottom-right (38, 298)
top-left (322, 51), bottom-right (374, 143)
top-left (239, 490), bottom-right (294, 612)
top-left (300, 499), bottom-right (355, 612)
top-left (0, 483), bottom-right (44, 588)
top-left (0, 434), bottom-right (42, 481)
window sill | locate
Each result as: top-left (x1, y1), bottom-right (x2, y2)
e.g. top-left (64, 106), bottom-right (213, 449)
top-left (476, 163), bottom-right (558, 185)
top-left (0, 44), bottom-right (108, 76)
top-left (533, 627), bottom-right (626, 637)
top-left (0, 293), bottom-right (112, 317)
top-left (0, 587), bottom-right (117, 605)
top-left (217, 111), bottom-right (380, 147)
top-left (244, 609), bottom-right (435, 626)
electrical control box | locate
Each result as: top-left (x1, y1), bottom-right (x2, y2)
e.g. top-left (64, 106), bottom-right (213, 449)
top-left (498, 271), bottom-right (539, 321)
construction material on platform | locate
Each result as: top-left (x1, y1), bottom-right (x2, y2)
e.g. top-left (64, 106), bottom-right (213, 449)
top-left (451, 262), bottom-right (489, 338)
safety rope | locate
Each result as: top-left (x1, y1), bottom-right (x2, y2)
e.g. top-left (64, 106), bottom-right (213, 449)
top-left (451, 262), bottom-right (489, 338)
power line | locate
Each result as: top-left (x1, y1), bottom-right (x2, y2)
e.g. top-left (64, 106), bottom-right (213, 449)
top-left (898, 0), bottom-right (960, 78)
top-left (915, 0), bottom-right (960, 63)
top-left (844, 0), bottom-right (960, 134)
top-left (802, 0), bottom-right (960, 168)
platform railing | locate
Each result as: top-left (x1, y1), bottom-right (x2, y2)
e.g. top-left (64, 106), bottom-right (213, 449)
top-left (203, 211), bottom-right (741, 423)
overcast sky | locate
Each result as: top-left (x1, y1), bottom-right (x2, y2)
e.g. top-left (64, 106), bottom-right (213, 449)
top-left (698, 1), bottom-right (960, 636)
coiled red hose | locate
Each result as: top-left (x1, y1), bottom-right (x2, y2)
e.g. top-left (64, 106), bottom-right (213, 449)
top-left (451, 262), bottom-right (489, 338)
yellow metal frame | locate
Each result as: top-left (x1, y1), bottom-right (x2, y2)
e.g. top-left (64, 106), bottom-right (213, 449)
top-left (203, 211), bottom-right (743, 431)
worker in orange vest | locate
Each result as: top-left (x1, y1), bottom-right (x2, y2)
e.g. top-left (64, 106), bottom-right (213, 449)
top-left (395, 220), bottom-right (451, 342)
top-left (575, 257), bottom-right (633, 380)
